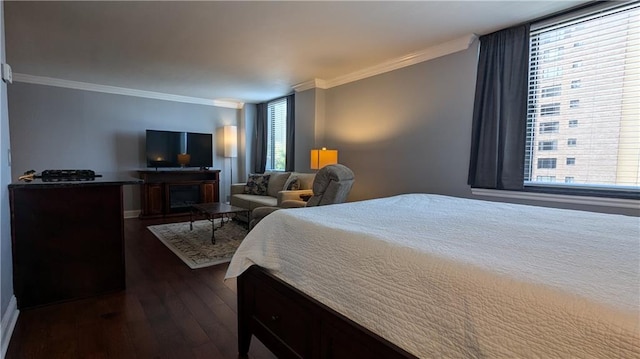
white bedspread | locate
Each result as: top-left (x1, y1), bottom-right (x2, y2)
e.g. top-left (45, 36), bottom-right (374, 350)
top-left (226, 194), bottom-right (640, 358)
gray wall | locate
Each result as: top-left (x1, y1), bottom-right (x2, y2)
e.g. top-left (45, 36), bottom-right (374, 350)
top-left (315, 39), bottom-right (637, 216)
top-left (1, 0), bottom-right (13, 327)
top-left (238, 103), bottom-right (255, 184)
top-left (294, 88), bottom-right (321, 172)
top-left (8, 83), bottom-right (240, 211)
top-left (323, 41), bottom-right (478, 202)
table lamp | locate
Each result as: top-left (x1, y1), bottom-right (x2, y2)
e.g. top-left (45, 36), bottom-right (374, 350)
top-left (177, 153), bottom-right (191, 167)
top-left (310, 147), bottom-right (338, 170)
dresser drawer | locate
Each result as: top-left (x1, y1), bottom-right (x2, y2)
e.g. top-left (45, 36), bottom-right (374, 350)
top-left (252, 280), bottom-right (313, 358)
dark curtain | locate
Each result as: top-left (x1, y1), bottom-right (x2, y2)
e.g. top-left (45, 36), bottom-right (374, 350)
top-left (285, 94), bottom-right (295, 172)
top-left (467, 24), bottom-right (530, 190)
top-left (253, 102), bottom-right (267, 173)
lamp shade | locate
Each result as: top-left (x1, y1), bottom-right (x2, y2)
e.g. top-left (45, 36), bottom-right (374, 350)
top-left (310, 147), bottom-right (338, 169)
top-left (177, 153), bottom-right (191, 167)
top-left (223, 125), bottom-right (238, 158)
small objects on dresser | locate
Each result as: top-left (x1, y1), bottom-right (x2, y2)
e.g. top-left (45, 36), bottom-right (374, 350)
top-left (18, 170), bottom-right (36, 182)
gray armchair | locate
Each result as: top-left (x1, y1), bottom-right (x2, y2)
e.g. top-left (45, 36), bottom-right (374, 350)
top-left (250, 164), bottom-right (355, 229)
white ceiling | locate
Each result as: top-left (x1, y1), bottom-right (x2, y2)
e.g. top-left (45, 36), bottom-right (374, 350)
top-left (4, 1), bottom-right (588, 105)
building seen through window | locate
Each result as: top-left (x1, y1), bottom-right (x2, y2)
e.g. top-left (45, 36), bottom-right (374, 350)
top-left (266, 97), bottom-right (288, 171)
top-left (525, 4), bottom-right (639, 191)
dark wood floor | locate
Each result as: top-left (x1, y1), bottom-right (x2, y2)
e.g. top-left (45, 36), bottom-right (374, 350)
top-left (6, 216), bottom-right (277, 359)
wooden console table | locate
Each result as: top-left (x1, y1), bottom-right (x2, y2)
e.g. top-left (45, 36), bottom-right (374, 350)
top-left (138, 170), bottom-right (220, 218)
top-left (9, 175), bottom-right (141, 309)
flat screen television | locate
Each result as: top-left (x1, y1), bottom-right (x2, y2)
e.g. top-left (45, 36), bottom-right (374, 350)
top-left (145, 129), bottom-right (213, 169)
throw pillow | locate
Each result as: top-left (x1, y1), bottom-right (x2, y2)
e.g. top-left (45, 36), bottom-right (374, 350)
top-left (244, 174), bottom-right (271, 195)
top-left (292, 172), bottom-right (316, 190)
top-left (266, 171), bottom-right (291, 198)
top-left (283, 176), bottom-right (300, 191)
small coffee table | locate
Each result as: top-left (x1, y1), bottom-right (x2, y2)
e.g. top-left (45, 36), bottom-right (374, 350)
top-left (190, 203), bottom-right (250, 244)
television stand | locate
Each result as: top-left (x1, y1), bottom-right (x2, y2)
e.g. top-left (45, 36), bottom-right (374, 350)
top-left (138, 170), bottom-right (220, 218)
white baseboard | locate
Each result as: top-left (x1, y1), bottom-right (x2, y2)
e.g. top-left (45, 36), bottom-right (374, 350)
top-left (124, 210), bottom-right (141, 219)
top-left (1, 296), bottom-right (19, 359)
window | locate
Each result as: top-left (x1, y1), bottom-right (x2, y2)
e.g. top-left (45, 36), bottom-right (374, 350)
top-left (536, 176), bottom-right (556, 182)
top-left (537, 158), bottom-right (557, 169)
top-left (539, 30), bottom-right (562, 45)
top-left (539, 121), bottom-right (559, 133)
top-left (542, 86), bottom-right (561, 98)
top-left (542, 66), bottom-right (562, 79)
top-left (538, 140), bottom-right (557, 151)
top-left (541, 103), bottom-right (561, 116)
top-left (266, 97), bottom-right (288, 171)
top-left (542, 47), bottom-right (564, 62)
top-left (525, 3), bottom-right (640, 193)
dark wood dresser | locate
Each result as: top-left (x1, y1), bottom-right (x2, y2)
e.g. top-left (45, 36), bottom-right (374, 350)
top-left (8, 175), bottom-right (141, 309)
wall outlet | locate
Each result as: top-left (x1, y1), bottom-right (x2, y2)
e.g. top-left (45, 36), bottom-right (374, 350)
top-left (1, 63), bottom-right (12, 84)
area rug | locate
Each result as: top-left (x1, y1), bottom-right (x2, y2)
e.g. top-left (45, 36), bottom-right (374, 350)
top-left (148, 219), bottom-right (247, 269)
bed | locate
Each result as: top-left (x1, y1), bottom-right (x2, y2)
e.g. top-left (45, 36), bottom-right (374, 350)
top-left (225, 194), bottom-right (640, 358)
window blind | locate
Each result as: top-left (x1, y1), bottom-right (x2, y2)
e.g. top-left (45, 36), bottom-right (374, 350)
top-left (525, 3), bottom-right (639, 191)
top-left (266, 97), bottom-right (288, 171)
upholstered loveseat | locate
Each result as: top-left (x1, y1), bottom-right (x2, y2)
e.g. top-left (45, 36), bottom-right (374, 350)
top-left (230, 171), bottom-right (316, 222)
top-left (249, 164), bottom-right (355, 228)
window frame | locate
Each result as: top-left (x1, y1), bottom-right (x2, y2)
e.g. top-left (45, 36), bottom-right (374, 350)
top-left (541, 85), bottom-right (562, 98)
top-left (539, 121), bottom-right (560, 133)
top-left (537, 158), bottom-right (557, 169)
top-left (521, 2), bottom-right (639, 201)
top-left (536, 175), bottom-right (556, 182)
top-left (265, 97), bottom-right (288, 171)
top-left (540, 103), bottom-right (561, 116)
top-left (538, 140), bottom-right (557, 151)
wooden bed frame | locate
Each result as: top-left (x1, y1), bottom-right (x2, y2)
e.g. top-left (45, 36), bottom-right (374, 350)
top-left (237, 265), bottom-right (418, 358)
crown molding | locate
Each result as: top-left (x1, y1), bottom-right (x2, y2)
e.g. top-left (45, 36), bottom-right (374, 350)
top-left (212, 99), bottom-right (245, 109)
top-left (327, 34), bottom-right (477, 88)
top-left (293, 78), bottom-right (328, 92)
top-left (12, 73), bottom-right (244, 109)
top-left (14, 34), bottom-right (477, 102)
top-left (293, 33), bottom-right (477, 92)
